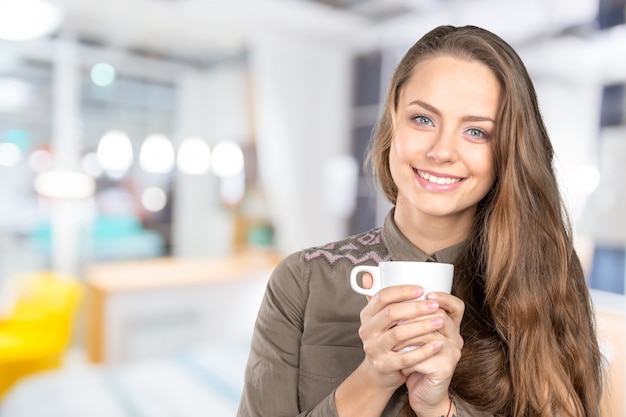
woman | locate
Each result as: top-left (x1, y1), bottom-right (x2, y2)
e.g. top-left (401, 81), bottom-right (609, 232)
top-left (237, 25), bottom-right (603, 417)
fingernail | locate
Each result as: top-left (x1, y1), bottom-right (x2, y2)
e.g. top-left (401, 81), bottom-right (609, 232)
top-left (432, 317), bottom-right (444, 328)
top-left (427, 300), bottom-right (439, 311)
top-left (412, 286), bottom-right (424, 297)
top-left (427, 292), bottom-right (440, 300)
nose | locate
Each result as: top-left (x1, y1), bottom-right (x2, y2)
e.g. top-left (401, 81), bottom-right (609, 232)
top-left (426, 129), bottom-right (456, 164)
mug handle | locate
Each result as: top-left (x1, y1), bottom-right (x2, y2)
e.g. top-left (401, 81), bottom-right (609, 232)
top-left (350, 265), bottom-right (380, 296)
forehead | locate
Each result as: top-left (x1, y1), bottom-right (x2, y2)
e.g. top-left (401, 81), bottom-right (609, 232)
top-left (400, 55), bottom-right (501, 117)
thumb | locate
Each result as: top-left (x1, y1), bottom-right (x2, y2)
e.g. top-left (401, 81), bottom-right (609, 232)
top-left (362, 272), bottom-right (374, 290)
top-left (362, 272), bottom-right (374, 301)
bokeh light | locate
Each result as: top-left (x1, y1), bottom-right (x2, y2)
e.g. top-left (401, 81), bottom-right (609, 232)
top-left (28, 148), bottom-right (53, 172)
top-left (2, 128), bottom-right (32, 150)
top-left (177, 136), bottom-right (211, 175)
top-left (141, 186), bottom-right (168, 212)
top-left (0, 0), bottom-right (62, 41)
top-left (33, 170), bottom-right (96, 199)
top-left (211, 140), bottom-right (244, 177)
top-left (90, 63), bottom-right (116, 87)
top-left (0, 142), bottom-right (21, 167)
top-left (97, 130), bottom-right (134, 178)
top-left (139, 134), bottom-right (175, 174)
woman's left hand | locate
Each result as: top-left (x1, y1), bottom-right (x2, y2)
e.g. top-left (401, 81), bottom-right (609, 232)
top-left (402, 291), bottom-right (465, 416)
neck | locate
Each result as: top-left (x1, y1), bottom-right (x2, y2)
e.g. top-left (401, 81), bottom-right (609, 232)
top-left (393, 205), bottom-right (474, 255)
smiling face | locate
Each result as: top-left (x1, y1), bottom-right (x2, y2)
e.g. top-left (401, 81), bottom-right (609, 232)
top-left (389, 55), bottom-right (500, 235)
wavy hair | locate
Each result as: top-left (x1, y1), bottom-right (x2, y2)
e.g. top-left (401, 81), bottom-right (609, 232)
top-left (367, 25), bottom-right (603, 417)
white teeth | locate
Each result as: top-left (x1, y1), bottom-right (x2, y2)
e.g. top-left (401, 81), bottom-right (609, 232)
top-left (418, 171), bottom-right (461, 185)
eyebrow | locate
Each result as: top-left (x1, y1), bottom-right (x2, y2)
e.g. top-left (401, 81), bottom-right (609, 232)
top-left (408, 100), bottom-right (496, 124)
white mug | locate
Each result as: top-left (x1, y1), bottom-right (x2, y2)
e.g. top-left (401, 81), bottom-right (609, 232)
top-left (350, 261), bottom-right (454, 299)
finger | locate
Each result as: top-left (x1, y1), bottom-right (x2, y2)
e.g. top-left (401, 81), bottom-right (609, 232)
top-left (362, 272), bottom-right (374, 302)
top-left (436, 312), bottom-right (465, 350)
top-left (370, 285), bottom-right (425, 308)
top-left (400, 337), bottom-right (461, 378)
top-left (362, 272), bottom-right (374, 290)
top-left (360, 290), bottom-right (434, 356)
top-left (395, 339), bottom-right (446, 374)
top-left (403, 304), bottom-right (463, 351)
top-left (425, 292), bottom-right (465, 327)
top-left (389, 314), bottom-right (445, 352)
top-left (366, 288), bottom-right (432, 331)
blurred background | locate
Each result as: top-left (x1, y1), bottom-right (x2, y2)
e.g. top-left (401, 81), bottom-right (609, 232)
top-left (0, 0), bottom-right (625, 415)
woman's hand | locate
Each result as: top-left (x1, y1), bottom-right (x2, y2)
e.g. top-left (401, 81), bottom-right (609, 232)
top-left (357, 279), bottom-right (456, 393)
top-left (402, 291), bottom-right (465, 416)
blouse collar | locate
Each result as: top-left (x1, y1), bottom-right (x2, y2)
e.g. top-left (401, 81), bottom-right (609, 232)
top-left (381, 209), bottom-right (467, 264)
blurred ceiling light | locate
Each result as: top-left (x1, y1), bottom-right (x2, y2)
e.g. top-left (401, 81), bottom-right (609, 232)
top-left (29, 148), bottom-right (53, 172)
top-left (0, 0), bottom-right (63, 41)
top-left (141, 186), bottom-right (167, 212)
top-left (139, 133), bottom-right (175, 174)
top-left (90, 63), bottom-right (116, 87)
top-left (81, 151), bottom-right (103, 178)
top-left (177, 136), bottom-right (211, 175)
top-left (34, 170), bottom-right (96, 199)
top-left (0, 78), bottom-right (32, 111)
top-left (211, 140), bottom-right (244, 177)
top-left (0, 142), bottom-right (21, 167)
top-left (97, 130), bottom-right (133, 178)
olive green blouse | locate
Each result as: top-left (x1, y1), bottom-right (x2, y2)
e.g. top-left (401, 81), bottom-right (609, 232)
top-left (237, 210), bottom-right (483, 417)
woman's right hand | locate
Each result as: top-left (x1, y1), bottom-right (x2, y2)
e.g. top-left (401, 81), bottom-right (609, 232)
top-left (335, 278), bottom-right (448, 417)
top-left (356, 280), bottom-right (446, 392)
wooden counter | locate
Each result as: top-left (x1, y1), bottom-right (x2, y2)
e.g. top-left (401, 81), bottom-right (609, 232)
top-left (85, 252), bottom-right (280, 363)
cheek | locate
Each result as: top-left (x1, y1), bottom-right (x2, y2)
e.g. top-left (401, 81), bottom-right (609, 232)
top-left (470, 148), bottom-right (495, 186)
top-left (388, 140), bottom-right (402, 179)
top-left (390, 132), bottom-right (421, 163)
top-left (388, 137), bottom-right (414, 186)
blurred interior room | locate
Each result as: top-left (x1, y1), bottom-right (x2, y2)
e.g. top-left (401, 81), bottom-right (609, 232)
top-left (0, 0), bottom-right (624, 415)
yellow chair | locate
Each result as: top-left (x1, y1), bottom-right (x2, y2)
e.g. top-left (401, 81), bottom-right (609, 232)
top-left (0, 271), bottom-right (81, 397)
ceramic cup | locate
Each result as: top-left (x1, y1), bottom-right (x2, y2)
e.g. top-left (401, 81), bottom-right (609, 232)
top-left (350, 261), bottom-right (454, 299)
top-left (350, 261), bottom-right (454, 351)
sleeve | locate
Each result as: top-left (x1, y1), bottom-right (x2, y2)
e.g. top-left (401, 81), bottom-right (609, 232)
top-left (236, 252), bottom-right (339, 417)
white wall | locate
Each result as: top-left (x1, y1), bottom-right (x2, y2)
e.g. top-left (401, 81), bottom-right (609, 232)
top-left (250, 32), bottom-right (353, 255)
top-left (532, 78), bottom-right (603, 225)
top-left (519, 35), bottom-right (626, 273)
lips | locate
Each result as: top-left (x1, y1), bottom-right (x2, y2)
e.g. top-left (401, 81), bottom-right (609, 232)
top-left (415, 169), bottom-right (463, 185)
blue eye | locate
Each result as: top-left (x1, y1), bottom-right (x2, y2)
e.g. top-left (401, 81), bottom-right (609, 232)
top-left (412, 115), bottom-right (433, 126)
top-left (466, 128), bottom-right (488, 139)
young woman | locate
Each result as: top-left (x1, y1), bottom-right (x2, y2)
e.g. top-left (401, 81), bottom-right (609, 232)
top-left (237, 25), bottom-right (603, 417)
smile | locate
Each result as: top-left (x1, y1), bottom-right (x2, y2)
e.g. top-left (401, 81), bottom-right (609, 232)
top-left (415, 169), bottom-right (463, 185)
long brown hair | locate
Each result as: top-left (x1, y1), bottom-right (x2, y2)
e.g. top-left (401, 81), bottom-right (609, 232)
top-left (367, 25), bottom-right (603, 417)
